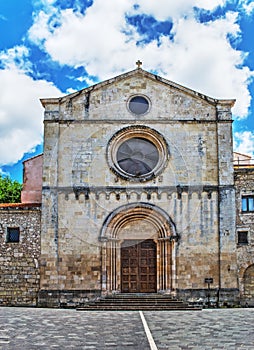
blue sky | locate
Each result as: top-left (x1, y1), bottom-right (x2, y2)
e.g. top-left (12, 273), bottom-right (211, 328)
top-left (0, 0), bottom-right (254, 182)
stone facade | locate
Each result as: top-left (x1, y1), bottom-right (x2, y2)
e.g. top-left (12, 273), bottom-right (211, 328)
top-left (234, 166), bottom-right (254, 305)
top-left (1, 68), bottom-right (253, 307)
top-left (0, 204), bottom-right (41, 305)
top-left (39, 68), bottom-right (238, 306)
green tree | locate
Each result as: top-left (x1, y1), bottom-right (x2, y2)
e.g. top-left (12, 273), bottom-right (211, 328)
top-left (0, 175), bottom-right (22, 203)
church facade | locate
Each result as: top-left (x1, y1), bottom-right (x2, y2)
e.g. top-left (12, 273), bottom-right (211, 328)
top-left (0, 67), bottom-right (253, 307)
top-left (39, 67), bottom-right (238, 306)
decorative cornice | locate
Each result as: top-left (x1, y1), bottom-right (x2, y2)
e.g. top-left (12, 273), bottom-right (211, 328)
top-left (42, 185), bottom-right (230, 201)
top-left (43, 118), bottom-right (233, 124)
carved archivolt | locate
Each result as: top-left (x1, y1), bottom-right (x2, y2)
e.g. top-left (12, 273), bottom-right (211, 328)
top-left (99, 202), bottom-right (178, 293)
top-left (100, 202), bottom-right (178, 241)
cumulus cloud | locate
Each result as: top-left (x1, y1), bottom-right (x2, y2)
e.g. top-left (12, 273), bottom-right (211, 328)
top-left (158, 13), bottom-right (253, 118)
top-left (241, 0), bottom-right (254, 15)
top-left (135, 0), bottom-right (228, 20)
top-left (28, 10), bottom-right (54, 46)
top-left (234, 131), bottom-right (254, 159)
top-left (1, 0), bottom-right (253, 168)
top-left (0, 60), bottom-right (62, 165)
top-left (27, 0), bottom-right (253, 120)
top-left (0, 45), bottom-right (32, 72)
top-left (28, 0), bottom-right (138, 76)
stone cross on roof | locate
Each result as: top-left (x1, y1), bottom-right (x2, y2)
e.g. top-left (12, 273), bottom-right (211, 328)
top-left (136, 60), bottom-right (142, 69)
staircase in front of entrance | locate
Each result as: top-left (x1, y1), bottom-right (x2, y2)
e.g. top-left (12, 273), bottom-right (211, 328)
top-left (76, 294), bottom-right (202, 311)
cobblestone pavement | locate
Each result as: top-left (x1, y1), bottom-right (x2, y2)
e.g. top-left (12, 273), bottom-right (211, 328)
top-left (145, 308), bottom-right (254, 350)
top-left (0, 307), bottom-right (253, 349)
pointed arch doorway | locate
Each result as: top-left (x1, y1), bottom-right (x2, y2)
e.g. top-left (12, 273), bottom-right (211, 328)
top-left (100, 203), bottom-right (178, 294)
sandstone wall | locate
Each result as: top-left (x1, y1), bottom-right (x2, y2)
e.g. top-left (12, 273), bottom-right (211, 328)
top-left (40, 70), bottom-right (237, 305)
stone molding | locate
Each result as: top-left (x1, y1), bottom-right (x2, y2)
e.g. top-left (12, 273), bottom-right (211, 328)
top-left (42, 185), bottom-right (233, 201)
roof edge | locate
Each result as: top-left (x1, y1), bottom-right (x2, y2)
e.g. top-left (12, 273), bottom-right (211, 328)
top-left (0, 203), bottom-right (41, 208)
top-left (40, 67), bottom-right (235, 107)
top-left (22, 153), bottom-right (43, 164)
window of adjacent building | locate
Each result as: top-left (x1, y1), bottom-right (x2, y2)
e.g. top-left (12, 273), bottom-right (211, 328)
top-left (238, 231), bottom-right (248, 245)
top-left (242, 196), bottom-right (254, 212)
top-left (6, 227), bottom-right (20, 243)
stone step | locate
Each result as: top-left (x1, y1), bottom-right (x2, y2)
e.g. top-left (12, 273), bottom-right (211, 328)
top-left (77, 305), bottom-right (200, 311)
top-left (103, 296), bottom-right (178, 299)
top-left (87, 300), bottom-right (185, 306)
top-left (106, 293), bottom-right (174, 299)
top-left (76, 294), bottom-right (202, 311)
top-left (94, 300), bottom-right (184, 306)
top-left (104, 294), bottom-right (176, 299)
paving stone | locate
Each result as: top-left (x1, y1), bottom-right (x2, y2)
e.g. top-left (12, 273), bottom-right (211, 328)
top-left (0, 307), bottom-right (254, 349)
top-left (144, 308), bottom-right (254, 350)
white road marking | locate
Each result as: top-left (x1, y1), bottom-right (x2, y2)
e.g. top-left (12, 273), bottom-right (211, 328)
top-left (139, 311), bottom-right (158, 350)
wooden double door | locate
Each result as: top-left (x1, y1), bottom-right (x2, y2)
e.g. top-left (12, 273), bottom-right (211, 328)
top-left (121, 239), bottom-right (157, 293)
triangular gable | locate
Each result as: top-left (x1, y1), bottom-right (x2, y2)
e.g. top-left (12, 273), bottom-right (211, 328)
top-left (41, 68), bottom-right (235, 108)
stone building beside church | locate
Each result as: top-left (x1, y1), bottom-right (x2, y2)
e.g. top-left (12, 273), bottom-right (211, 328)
top-left (0, 66), bottom-right (253, 307)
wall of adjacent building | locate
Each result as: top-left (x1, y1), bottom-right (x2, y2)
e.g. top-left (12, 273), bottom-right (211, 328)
top-left (0, 204), bottom-right (41, 306)
top-left (21, 154), bottom-right (43, 203)
top-left (235, 168), bottom-right (254, 305)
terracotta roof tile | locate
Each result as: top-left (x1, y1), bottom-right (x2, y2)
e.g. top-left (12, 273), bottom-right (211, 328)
top-left (0, 203), bottom-right (41, 208)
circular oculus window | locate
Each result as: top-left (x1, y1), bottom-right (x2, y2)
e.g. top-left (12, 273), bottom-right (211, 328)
top-left (107, 126), bottom-right (168, 181)
top-left (128, 95), bottom-right (149, 115)
top-left (116, 137), bottom-right (159, 177)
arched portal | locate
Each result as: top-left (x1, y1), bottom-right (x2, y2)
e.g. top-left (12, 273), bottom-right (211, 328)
top-left (100, 203), bottom-right (178, 294)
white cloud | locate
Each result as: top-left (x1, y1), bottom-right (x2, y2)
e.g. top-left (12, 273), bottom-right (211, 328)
top-left (241, 0), bottom-right (254, 15)
top-left (0, 0), bottom-right (252, 170)
top-left (234, 131), bottom-right (254, 159)
top-left (155, 12), bottom-right (253, 119)
top-left (28, 10), bottom-right (53, 46)
top-left (0, 168), bottom-right (9, 177)
top-left (0, 66), bottom-right (62, 165)
top-left (0, 46), bottom-right (32, 72)
top-left (28, 1), bottom-right (253, 120)
top-left (195, 0), bottom-right (228, 11)
top-left (33, 0), bottom-right (57, 9)
top-left (76, 76), bottom-right (96, 86)
top-left (135, 0), bottom-right (228, 20)
top-left (133, 0), bottom-right (194, 20)
top-left (28, 0), bottom-right (138, 77)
